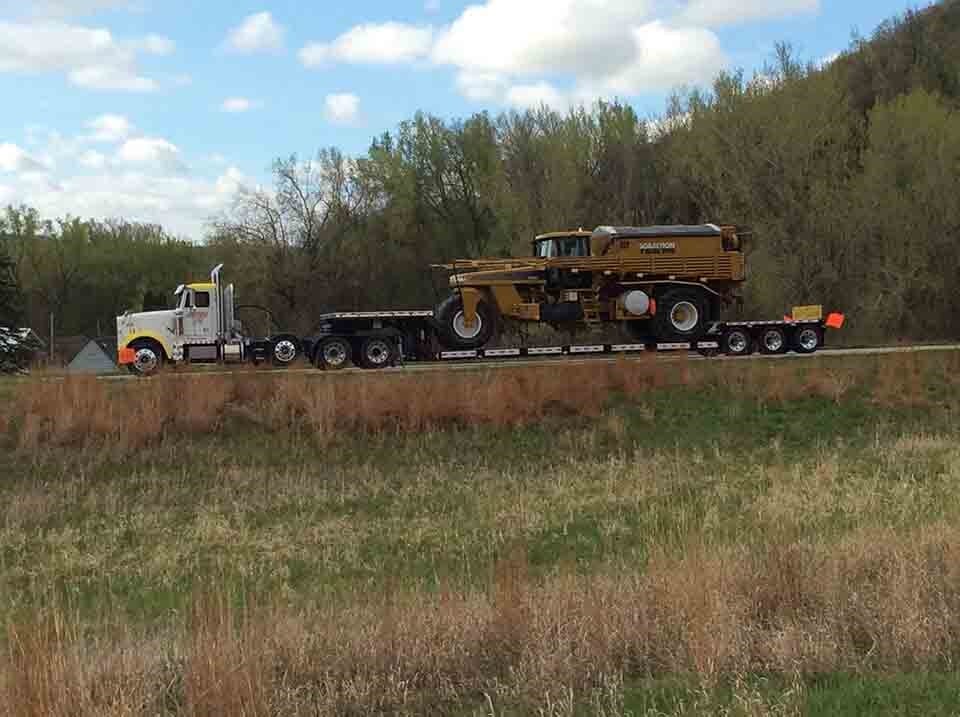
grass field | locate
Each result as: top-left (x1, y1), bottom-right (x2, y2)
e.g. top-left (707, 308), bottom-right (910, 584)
top-left (3, 352), bottom-right (960, 715)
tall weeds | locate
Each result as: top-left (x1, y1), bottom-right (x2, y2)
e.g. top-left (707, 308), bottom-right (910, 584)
top-left (7, 353), bottom-right (949, 457)
top-left (4, 525), bottom-right (960, 715)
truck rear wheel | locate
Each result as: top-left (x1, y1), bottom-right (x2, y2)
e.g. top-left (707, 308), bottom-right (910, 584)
top-left (759, 327), bottom-right (788, 355)
top-left (722, 327), bottom-right (753, 357)
top-left (127, 339), bottom-right (165, 377)
top-left (652, 288), bottom-right (710, 342)
top-left (437, 294), bottom-right (497, 350)
top-left (793, 326), bottom-right (822, 354)
top-left (316, 337), bottom-right (351, 370)
top-left (359, 336), bottom-right (395, 369)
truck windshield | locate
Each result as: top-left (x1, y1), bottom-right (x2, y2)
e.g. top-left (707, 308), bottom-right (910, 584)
top-left (556, 236), bottom-right (589, 257)
top-left (534, 240), bottom-right (555, 258)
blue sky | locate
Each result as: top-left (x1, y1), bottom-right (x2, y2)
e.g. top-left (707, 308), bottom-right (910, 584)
top-left (0, 0), bottom-right (932, 238)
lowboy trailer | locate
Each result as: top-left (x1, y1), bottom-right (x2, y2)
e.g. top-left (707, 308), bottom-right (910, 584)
top-left (304, 305), bottom-right (845, 370)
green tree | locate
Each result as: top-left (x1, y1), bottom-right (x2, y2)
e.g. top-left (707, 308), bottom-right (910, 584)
top-left (0, 241), bottom-right (23, 327)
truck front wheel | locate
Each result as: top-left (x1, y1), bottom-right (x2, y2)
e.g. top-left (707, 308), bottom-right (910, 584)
top-left (272, 335), bottom-right (301, 366)
top-left (127, 339), bottom-right (165, 377)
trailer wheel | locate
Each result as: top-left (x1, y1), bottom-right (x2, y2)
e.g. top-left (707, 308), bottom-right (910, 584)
top-left (793, 326), bottom-right (822, 354)
top-left (127, 339), bottom-right (165, 377)
top-left (437, 294), bottom-right (497, 350)
top-left (652, 288), bottom-right (710, 342)
top-left (359, 336), bottom-right (395, 369)
top-left (272, 335), bottom-right (300, 366)
top-left (722, 328), bottom-right (753, 357)
top-left (759, 327), bottom-right (788, 355)
top-left (316, 337), bottom-right (351, 370)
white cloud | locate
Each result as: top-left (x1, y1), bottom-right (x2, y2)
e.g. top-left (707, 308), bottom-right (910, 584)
top-left (69, 64), bottom-right (156, 91)
top-left (505, 82), bottom-right (568, 110)
top-left (596, 22), bottom-right (725, 95)
top-left (17, 167), bottom-right (249, 238)
top-left (5, 120), bottom-right (249, 239)
top-left (16, 0), bottom-right (133, 18)
top-left (221, 97), bottom-right (259, 113)
top-left (0, 20), bottom-right (163, 91)
top-left (137, 33), bottom-right (175, 55)
top-left (212, 167), bottom-right (247, 198)
top-left (118, 136), bottom-right (181, 167)
top-left (78, 149), bottom-right (107, 169)
top-left (300, 22), bottom-right (433, 67)
top-left (456, 70), bottom-right (507, 101)
top-left (225, 11), bottom-right (284, 53)
top-left (85, 113), bottom-right (133, 142)
top-left (819, 50), bottom-right (840, 68)
top-left (324, 93), bottom-right (360, 125)
top-left (0, 143), bottom-right (47, 172)
top-left (679, 0), bottom-right (819, 27)
top-left (432, 0), bottom-right (652, 78)
top-left (429, 0), bottom-right (725, 106)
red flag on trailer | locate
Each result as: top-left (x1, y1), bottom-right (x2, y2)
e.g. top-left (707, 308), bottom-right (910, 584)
top-left (825, 313), bottom-right (845, 329)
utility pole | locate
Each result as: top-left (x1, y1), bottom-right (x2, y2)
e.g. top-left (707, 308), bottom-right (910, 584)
top-left (49, 312), bottom-right (54, 364)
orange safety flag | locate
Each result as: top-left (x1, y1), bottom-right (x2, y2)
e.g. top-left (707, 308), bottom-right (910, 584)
top-left (825, 313), bottom-right (845, 330)
top-left (118, 347), bottom-right (136, 364)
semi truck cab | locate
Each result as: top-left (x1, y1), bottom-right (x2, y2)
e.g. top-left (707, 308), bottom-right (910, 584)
top-left (116, 264), bottom-right (300, 376)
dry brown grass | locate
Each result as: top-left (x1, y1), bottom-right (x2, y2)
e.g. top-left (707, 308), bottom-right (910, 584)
top-left (8, 352), bottom-right (949, 458)
top-left (3, 525), bottom-right (960, 715)
top-left (4, 351), bottom-right (959, 714)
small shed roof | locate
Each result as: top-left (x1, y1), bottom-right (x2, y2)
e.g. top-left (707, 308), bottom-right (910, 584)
top-left (67, 338), bottom-right (117, 374)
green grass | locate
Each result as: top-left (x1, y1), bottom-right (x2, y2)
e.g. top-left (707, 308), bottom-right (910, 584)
top-left (4, 353), bottom-right (960, 714)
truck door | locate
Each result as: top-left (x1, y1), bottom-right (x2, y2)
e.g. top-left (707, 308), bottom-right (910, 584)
top-left (184, 289), bottom-right (215, 339)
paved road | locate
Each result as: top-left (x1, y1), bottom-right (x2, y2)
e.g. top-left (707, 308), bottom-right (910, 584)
top-left (91, 342), bottom-right (960, 380)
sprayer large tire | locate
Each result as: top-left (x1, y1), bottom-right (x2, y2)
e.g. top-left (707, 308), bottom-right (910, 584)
top-left (436, 294), bottom-right (497, 350)
top-left (651, 288), bottom-right (710, 342)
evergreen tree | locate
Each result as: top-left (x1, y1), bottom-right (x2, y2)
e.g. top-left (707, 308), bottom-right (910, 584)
top-left (0, 243), bottom-right (23, 327)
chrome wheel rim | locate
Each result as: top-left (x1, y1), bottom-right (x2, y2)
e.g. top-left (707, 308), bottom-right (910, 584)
top-left (452, 310), bottom-right (483, 340)
top-left (365, 339), bottom-right (391, 366)
top-left (133, 347), bottom-right (159, 374)
top-left (669, 301), bottom-right (699, 333)
top-left (798, 328), bottom-right (819, 351)
top-left (274, 339), bottom-right (297, 363)
top-left (763, 330), bottom-right (784, 352)
top-left (727, 331), bottom-right (748, 354)
top-left (322, 341), bottom-right (348, 367)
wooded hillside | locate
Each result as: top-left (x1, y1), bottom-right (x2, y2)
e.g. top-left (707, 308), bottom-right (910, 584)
top-left (3, 1), bottom-right (959, 344)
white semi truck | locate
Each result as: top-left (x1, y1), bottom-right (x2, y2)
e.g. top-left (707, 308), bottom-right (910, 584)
top-left (116, 264), bottom-right (303, 376)
top-left (116, 263), bottom-right (844, 376)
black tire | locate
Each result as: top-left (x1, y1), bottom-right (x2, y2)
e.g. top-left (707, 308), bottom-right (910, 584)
top-left (315, 337), bottom-right (351, 370)
top-left (436, 294), bottom-right (497, 350)
top-left (359, 336), bottom-right (396, 369)
top-left (759, 327), bottom-right (788, 355)
top-left (271, 335), bottom-right (300, 366)
top-left (652, 288), bottom-right (710, 342)
top-left (793, 326), bottom-right (822, 354)
top-left (127, 338), bottom-right (165, 377)
top-left (722, 327), bottom-right (753, 357)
